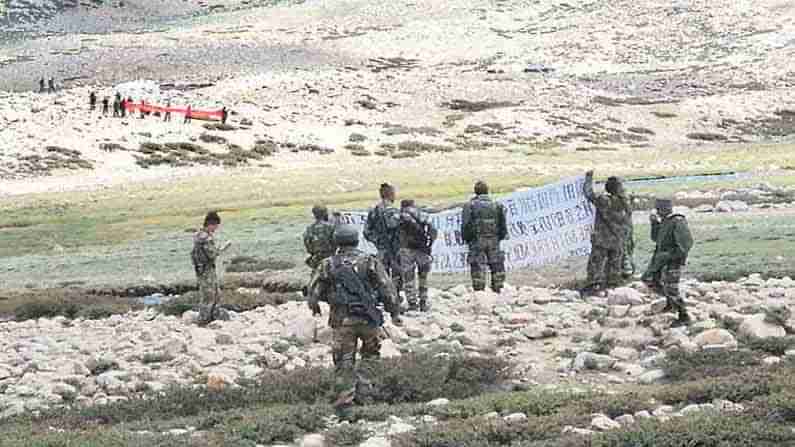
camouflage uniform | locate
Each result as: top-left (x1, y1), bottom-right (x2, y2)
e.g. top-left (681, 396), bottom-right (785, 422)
top-left (642, 209), bottom-right (693, 320)
top-left (303, 220), bottom-right (337, 270)
top-left (307, 246), bottom-right (399, 414)
top-left (364, 200), bottom-right (402, 292)
top-left (461, 194), bottom-right (508, 292)
top-left (192, 230), bottom-right (221, 305)
top-left (584, 178), bottom-right (630, 290)
top-left (398, 206), bottom-right (437, 309)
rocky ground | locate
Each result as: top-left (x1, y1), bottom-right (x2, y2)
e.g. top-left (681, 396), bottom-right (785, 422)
top-left (2, 273), bottom-right (794, 446)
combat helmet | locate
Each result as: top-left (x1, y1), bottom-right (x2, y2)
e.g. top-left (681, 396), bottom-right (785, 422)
top-left (334, 225), bottom-right (360, 246)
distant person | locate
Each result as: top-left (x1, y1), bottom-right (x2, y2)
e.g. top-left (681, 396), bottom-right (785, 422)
top-left (89, 91), bottom-right (97, 111)
top-left (398, 199), bottom-right (437, 311)
top-left (139, 100), bottom-right (146, 119)
top-left (112, 98), bottom-right (121, 117)
top-left (191, 211), bottom-right (232, 325)
top-left (48, 78), bottom-right (55, 93)
top-left (461, 180), bottom-right (508, 293)
top-left (39, 78), bottom-right (45, 93)
top-left (642, 198), bottom-right (694, 327)
top-left (184, 104), bottom-right (192, 124)
top-left (120, 98), bottom-right (127, 118)
top-left (163, 100), bottom-right (172, 122)
top-left (101, 97), bottom-right (110, 115)
top-left (581, 171), bottom-right (631, 297)
top-left (221, 107), bottom-right (228, 125)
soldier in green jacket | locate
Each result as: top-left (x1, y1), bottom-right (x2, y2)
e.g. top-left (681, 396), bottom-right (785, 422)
top-left (642, 198), bottom-right (694, 327)
top-left (461, 181), bottom-right (508, 293)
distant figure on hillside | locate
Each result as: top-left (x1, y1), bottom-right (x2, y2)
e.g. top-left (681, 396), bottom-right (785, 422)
top-left (101, 97), bottom-right (110, 115)
top-left (163, 100), bottom-right (172, 122)
top-left (48, 78), bottom-right (55, 93)
top-left (112, 97), bottom-right (121, 117)
top-left (581, 171), bottom-right (632, 297)
top-left (184, 104), bottom-right (192, 124)
top-left (139, 100), bottom-right (146, 119)
top-left (89, 91), bottom-right (97, 110)
top-left (38, 78), bottom-right (45, 93)
top-left (221, 107), bottom-right (228, 125)
top-left (120, 98), bottom-right (127, 118)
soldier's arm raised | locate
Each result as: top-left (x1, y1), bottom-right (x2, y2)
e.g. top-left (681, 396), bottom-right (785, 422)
top-left (583, 172), bottom-right (609, 209)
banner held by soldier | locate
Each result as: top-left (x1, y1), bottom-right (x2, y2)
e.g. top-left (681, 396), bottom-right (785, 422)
top-left (337, 175), bottom-right (596, 274)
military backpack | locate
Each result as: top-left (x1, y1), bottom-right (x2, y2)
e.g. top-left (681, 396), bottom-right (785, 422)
top-left (330, 255), bottom-right (383, 327)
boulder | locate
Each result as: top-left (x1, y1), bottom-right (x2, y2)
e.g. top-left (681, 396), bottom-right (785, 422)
top-left (281, 315), bottom-right (318, 344)
top-left (360, 436), bottom-right (391, 447)
top-left (504, 412), bottom-right (528, 424)
top-left (427, 398), bottom-right (450, 407)
top-left (693, 329), bottom-right (738, 349)
top-left (387, 422), bottom-right (416, 435)
top-left (738, 314), bottom-right (786, 339)
top-left (608, 288), bottom-right (645, 306)
top-left (715, 200), bottom-right (750, 213)
top-left (609, 347), bottom-right (639, 361)
top-left (638, 369), bottom-right (666, 384)
top-left (300, 433), bottom-right (326, 447)
top-left (573, 352), bottom-right (616, 371)
top-left (591, 414), bottom-right (621, 431)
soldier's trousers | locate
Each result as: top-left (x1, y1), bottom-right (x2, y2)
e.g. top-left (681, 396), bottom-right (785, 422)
top-left (587, 245), bottom-right (623, 289)
top-left (399, 248), bottom-right (432, 305)
top-left (622, 232), bottom-right (636, 278)
top-left (377, 249), bottom-right (402, 295)
top-left (332, 318), bottom-right (382, 408)
top-left (196, 268), bottom-right (219, 305)
top-left (468, 241), bottom-right (505, 293)
top-left (643, 264), bottom-right (685, 311)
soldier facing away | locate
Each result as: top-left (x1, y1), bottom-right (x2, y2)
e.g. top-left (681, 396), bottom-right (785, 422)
top-left (306, 225), bottom-right (402, 419)
top-left (304, 204), bottom-right (338, 270)
top-left (191, 212), bottom-right (232, 324)
top-left (89, 91), bottom-right (97, 111)
top-left (363, 183), bottom-right (402, 294)
top-left (582, 171), bottom-right (632, 297)
top-left (461, 180), bottom-right (508, 293)
top-left (642, 198), bottom-right (694, 327)
top-left (398, 199), bottom-right (438, 311)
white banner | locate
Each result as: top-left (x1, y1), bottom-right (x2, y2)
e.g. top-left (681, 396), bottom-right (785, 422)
top-left (338, 175), bottom-right (595, 273)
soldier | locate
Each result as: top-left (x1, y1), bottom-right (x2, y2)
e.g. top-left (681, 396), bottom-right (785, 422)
top-left (120, 98), bottom-right (127, 118)
top-left (184, 104), bottom-right (192, 124)
top-left (398, 199), bottom-right (437, 311)
top-left (307, 225), bottom-right (402, 419)
top-left (221, 106), bottom-right (228, 125)
top-left (112, 97), bottom-right (120, 117)
top-left (642, 198), bottom-right (694, 327)
top-left (39, 78), bottom-right (45, 93)
top-left (363, 183), bottom-right (402, 294)
top-left (163, 100), bottom-right (172, 122)
top-left (101, 97), bottom-right (110, 116)
top-left (191, 211), bottom-right (232, 324)
top-left (303, 205), bottom-right (338, 294)
top-left (48, 78), bottom-right (55, 93)
top-left (89, 91), bottom-right (97, 111)
top-left (622, 209), bottom-right (636, 280)
top-left (461, 181), bottom-right (508, 293)
top-left (581, 171), bottom-right (631, 296)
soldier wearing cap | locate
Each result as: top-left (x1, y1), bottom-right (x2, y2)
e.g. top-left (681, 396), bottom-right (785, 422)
top-left (642, 198), bottom-right (694, 326)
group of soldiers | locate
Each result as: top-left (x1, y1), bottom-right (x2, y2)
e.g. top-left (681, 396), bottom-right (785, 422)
top-left (190, 175), bottom-right (694, 418)
top-left (583, 171), bottom-right (694, 326)
top-left (38, 77), bottom-right (56, 93)
top-left (87, 91), bottom-right (229, 124)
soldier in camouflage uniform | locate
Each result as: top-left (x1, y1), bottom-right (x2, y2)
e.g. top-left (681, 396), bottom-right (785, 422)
top-left (303, 205), bottom-right (338, 270)
top-left (642, 198), bottom-right (694, 327)
top-left (364, 183), bottom-right (402, 295)
top-left (462, 181), bottom-right (508, 293)
top-left (307, 225), bottom-right (402, 419)
top-left (191, 212), bottom-right (232, 323)
top-left (582, 171), bottom-right (631, 297)
top-left (622, 213), bottom-right (636, 280)
top-left (398, 199), bottom-right (438, 311)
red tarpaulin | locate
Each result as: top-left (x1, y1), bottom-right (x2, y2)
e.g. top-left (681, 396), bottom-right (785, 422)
top-left (123, 102), bottom-right (224, 121)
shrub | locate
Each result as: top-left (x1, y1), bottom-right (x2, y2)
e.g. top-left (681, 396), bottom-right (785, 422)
top-left (661, 348), bottom-right (763, 382)
top-left (325, 423), bottom-right (369, 446)
top-left (141, 352), bottom-right (175, 364)
top-left (14, 300), bottom-right (80, 321)
top-left (743, 335), bottom-right (795, 356)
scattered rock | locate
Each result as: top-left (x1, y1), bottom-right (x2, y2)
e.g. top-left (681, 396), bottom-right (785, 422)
top-left (738, 314), bottom-right (786, 339)
top-left (591, 414), bottom-right (621, 431)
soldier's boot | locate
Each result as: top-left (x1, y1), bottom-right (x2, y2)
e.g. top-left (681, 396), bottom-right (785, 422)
top-left (670, 308), bottom-right (691, 328)
top-left (419, 288), bottom-right (429, 312)
top-left (659, 298), bottom-right (675, 314)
